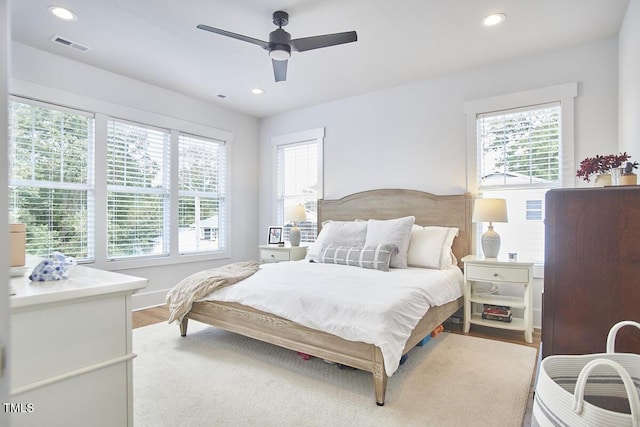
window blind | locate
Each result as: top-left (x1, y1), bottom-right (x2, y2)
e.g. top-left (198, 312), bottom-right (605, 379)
top-left (178, 133), bottom-right (226, 253)
top-left (8, 99), bottom-right (95, 261)
top-left (276, 140), bottom-right (318, 243)
top-left (478, 103), bottom-right (561, 189)
top-left (107, 119), bottom-right (170, 259)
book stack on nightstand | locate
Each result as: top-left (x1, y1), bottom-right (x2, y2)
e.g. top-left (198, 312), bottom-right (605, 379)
top-left (482, 304), bottom-right (513, 322)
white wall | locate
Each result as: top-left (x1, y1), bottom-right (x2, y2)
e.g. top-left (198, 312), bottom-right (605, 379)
top-left (258, 38), bottom-right (620, 328)
top-left (260, 38), bottom-right (619, 203)
top-left (9, 43), bottom-right (260, 309)
top-left (619, 0), bottom-right (640, 156)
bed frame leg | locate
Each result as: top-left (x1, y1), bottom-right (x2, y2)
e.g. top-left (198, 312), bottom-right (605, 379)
top-left (373, 363), bottom-right (387, 406)
top-left (180, 317), bottom-right (189, 337)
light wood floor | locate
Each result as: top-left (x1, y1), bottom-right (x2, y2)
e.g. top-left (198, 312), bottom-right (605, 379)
top-left (133, 305), bottom-right (539, 426)
top-left (133, 304), bottom-right (169, 329)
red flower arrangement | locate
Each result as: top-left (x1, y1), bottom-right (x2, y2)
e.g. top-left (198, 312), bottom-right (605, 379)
top-left (576, 152), bottom-right (632, 182)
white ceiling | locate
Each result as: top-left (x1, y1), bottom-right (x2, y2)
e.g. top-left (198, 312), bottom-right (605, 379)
top-left (10, 0), bottom-right (630, 118)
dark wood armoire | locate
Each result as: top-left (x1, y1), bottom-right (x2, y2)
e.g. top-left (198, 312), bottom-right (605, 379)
top-left (542, 186), bottom-right (640, 358)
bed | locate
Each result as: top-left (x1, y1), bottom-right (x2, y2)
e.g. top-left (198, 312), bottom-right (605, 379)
top-left (176, 189), bottom-right (472, 405)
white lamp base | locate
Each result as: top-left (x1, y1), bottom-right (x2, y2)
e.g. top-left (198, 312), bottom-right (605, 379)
top-left (290, 225), bottom-right (301, 247)
top-left (481, 225), bottom-right (501, 258)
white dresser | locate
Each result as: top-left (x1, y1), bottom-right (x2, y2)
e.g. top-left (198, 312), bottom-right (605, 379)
top-left (9, 259), bottom-right (147, 427)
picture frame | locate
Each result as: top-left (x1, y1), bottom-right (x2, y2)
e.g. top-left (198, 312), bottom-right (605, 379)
top-left (268, 226), bottom-right (283, 245)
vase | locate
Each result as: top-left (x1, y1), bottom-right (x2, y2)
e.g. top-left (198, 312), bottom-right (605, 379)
top-left (593, 174), bottom-right (611, 187)
top-left (610, 167), bottom-right (622, 185)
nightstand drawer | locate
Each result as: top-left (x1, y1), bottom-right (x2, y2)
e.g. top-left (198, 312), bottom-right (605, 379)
top-left (261, 249), bottom-right (291, 262)
top-left (465, 264), bottom-right (529, 283)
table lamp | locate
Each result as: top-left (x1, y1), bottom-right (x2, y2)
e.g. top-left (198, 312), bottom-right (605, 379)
top-left (285, 204), bottom-right (306, 247)
top-left (472, 198), bottom-right (508, 258)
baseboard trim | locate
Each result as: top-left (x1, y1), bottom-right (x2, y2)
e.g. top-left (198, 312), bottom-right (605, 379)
top-left (133, 289), bottom-right (168, 310)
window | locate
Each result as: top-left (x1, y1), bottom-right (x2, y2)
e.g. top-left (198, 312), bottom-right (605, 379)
top-left (7, 96), bottom-right (230, 265)
top-left (478, 104), bottom-right (560, 262)
top-left (526, 200), bottom-right (543, 221)
top-left (273, 128), bottom-right (324, 244)
top-left (8, 99), bottom-right (95, 261)
top-left (107, 119), bottom-right (170, 259)
top-left (465, 83), bottom-right (577, 263)
top-left (477, 103), bottom-right (561, 189)
top-left (178, 133), bottom-right (226, 253)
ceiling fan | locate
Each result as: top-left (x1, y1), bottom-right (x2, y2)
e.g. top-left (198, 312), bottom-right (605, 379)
top-left (197, 11), bottom-right (358, 82)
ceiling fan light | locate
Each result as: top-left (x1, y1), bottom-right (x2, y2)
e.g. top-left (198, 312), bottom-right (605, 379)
top-left (269, 45), bottom-right (291, 61)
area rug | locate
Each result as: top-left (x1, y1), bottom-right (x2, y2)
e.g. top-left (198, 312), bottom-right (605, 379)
top-left (133, 321), bottom-right (537, 427)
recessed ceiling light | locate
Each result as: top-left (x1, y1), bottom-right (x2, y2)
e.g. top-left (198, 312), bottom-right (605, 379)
top-left (251, 88), bottom-right (264, 95)
top-left (48, 6), bottom-right (77, 21)
top-left (481, 13), bottom-right (506, 27)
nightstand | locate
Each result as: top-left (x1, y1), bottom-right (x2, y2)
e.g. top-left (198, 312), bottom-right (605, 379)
top-left (462, 255), bottom-right (533, 343)
top-left (259, 245), bottom-right (307, 263)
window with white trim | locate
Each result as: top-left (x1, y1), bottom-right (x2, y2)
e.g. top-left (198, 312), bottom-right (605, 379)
top-left (477, 104), bottom-right (560, 262)
top-left (107, 119), bottom-right (170, 259)
top-left (273, 128), bottom-right (324, 244)
top-left (7, 96), bottom-right (229, 264)
top-left (465, 83), bottom-right (577, 263)
top-left (8, 99), bottom-right (95, 260)
top-left (178, 133), bottom-right (226, 253)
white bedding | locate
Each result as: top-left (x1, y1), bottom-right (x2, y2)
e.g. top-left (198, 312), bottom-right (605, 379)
top-left (201, 260), bottom-right (463, 376)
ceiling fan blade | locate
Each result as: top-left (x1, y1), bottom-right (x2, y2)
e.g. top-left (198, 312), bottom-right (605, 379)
top-left (272, 59), bottom-right (288, 82)
top-left (197, 24), bottom-right (269, 49)
top-left (290, 31), bottom-right (357, 52)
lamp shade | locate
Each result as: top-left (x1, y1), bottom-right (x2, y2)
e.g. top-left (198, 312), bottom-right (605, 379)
top-left (472, 198), bottom-right (508, 224)
top-left (285, 204), bottom-right (306, 223)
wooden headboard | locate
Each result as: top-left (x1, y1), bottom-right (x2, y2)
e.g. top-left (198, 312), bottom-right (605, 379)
top-left (317, 189), bottom-right (472, 268)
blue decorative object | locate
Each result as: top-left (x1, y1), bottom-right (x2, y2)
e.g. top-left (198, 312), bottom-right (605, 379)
top-left (29, 252), bottom-right (76, 282)
top-left (416, 335), bottom-right (432, 347)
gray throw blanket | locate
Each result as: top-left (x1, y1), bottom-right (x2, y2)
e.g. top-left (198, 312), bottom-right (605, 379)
top-left (166, 261), bottom-right (260, 323)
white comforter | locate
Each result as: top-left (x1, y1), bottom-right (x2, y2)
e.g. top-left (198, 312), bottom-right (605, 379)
top-left (202, 260), bottom-right (463, 376)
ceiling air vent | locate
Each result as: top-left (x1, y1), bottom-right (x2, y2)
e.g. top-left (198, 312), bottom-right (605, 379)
top-left (49, 35), bottom-right (91, 52)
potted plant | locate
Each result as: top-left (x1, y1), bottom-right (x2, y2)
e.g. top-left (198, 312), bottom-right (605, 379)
top-left (621, 161), bottom-right (639, 185)
top-left (576, 152), bottom-right (632, 186)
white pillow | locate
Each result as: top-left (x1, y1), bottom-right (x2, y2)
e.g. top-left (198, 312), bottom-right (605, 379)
top-left (364, 216), bottom-right (415, 268)
top-left (407, 225), bottom-right (459, 269)
top-left (305, 220), bottom-right (368, 262)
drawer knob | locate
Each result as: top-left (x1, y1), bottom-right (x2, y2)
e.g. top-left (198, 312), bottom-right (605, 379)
top-left (493, 272), bottom-right (499, 277)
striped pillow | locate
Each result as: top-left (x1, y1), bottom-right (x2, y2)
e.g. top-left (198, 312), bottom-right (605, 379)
top-left (319, 243), bottom-right (397, 271)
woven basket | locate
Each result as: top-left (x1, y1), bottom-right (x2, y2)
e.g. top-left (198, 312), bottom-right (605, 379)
top-left (533, 321), bottom-right (640, 427)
